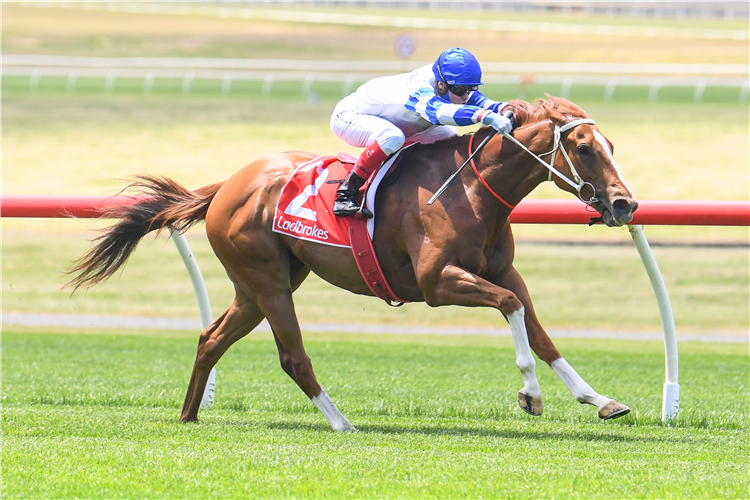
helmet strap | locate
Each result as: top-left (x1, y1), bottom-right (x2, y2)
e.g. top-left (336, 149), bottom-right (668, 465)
top-left (436, 57), bottom-right (446, 84)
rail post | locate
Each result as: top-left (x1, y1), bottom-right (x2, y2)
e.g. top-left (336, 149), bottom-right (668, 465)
top-left (169, 227), bottom-right (216, 409)
top-left (628, 224), bottom-right (679, 421)
top-left (143, 71), bottom-right (156, 94)
top-left (221, 73), bottom-right (233, 96)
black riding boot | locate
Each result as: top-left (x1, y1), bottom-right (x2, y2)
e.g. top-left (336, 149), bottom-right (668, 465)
top-left (333, 170), bottom-right (373, 218)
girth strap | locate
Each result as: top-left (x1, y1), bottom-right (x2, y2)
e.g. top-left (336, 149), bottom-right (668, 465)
top-left (349, 221), bottom-right (408, 307)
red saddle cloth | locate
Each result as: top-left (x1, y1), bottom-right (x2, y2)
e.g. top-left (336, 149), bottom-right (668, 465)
top-left (273, 155), bottom-right (354, 248)
top-left (273, 154), bottom-right (408, 306)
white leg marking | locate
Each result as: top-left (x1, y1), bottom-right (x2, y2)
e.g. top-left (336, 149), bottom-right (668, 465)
top-left (551, 358), bottom-right (610, 409)
top-left (311, 390), bottom-right (357, 432)
top-left (507, 308), bottom-right (541, 398)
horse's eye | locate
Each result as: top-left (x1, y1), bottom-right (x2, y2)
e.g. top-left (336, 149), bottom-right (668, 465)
top-left (577, 144), bottom-right (590, 155)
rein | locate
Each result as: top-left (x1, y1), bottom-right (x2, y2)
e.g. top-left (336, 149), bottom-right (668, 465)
top-left (499, 118), bottom-right (599, 205)
top-left (426, 130), bottom-right (496, 205)
top-left (431, 117), bottom-right (599, 208)
top-left (468, 134), bottom-right (515, 210)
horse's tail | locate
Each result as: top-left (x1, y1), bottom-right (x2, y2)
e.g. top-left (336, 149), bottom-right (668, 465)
top-left (66, 175), bottom-right (224, 291)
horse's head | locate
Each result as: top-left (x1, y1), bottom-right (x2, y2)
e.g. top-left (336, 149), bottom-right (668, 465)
top-left (538, 97), bottom-right (638, 227)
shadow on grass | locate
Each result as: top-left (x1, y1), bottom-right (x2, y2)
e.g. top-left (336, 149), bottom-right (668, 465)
top-left (264, 421), bottom-right (695, 444)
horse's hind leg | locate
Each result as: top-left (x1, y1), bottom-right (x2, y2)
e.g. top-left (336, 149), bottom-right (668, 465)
top-left (181, 287), bottom-right (266, 422)
top-left (270, 328), bottom-right (356, 431)
top-left (261, 291), bottom-right (356, 432)
top-left (226, 252), bottom-right (356, 432)
top-left (498, 267), bottom-right (630, 420)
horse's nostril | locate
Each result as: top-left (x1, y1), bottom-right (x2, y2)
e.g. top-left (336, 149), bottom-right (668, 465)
top-left (612, 198), bottom-right (633, 213)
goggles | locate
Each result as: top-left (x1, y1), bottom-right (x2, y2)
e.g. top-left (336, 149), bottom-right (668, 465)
top-left (448, 84), bottom-right (478, 97)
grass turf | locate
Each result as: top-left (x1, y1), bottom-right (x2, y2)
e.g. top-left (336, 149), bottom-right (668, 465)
top-left (2, 328), bottom-right (748, 498)
top-left (3, 75), bottom-right (747, 106)
top-left (3, 231), bottom-right (748, 334)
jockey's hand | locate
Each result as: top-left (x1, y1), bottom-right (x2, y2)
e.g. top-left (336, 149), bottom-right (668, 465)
top-left (482, 112), bottom-right (513, 135)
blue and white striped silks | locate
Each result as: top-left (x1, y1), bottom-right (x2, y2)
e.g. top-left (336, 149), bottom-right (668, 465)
top-left (405, 87), bottom-right (506, 127)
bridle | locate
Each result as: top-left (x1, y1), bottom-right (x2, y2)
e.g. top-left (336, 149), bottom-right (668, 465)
top-left (498, 118), bottom-right (599, 206)
top-left (432, 116), bottom-right (601, 208)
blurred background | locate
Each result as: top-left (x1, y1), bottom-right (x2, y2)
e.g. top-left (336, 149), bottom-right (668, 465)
top-left (2, 1), bottom-right (748, 337)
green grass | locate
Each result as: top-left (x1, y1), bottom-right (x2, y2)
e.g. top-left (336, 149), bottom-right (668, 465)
top-left (2, 328), bottom-right (748, 498)
top-left (3, 232), bottom-right (748, 334)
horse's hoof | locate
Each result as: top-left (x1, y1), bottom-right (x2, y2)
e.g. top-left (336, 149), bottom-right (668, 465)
top-left (518, 391), bottom-right (543, 416)
top-left (598, 400), bottom-right (630, 420)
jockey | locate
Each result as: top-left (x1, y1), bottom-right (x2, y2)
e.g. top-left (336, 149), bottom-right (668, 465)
top-left (330, 47), bottom-right (514, 218)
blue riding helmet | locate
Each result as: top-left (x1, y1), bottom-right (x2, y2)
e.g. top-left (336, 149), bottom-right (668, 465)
top-left (432, 47), bottom-right (483, 86)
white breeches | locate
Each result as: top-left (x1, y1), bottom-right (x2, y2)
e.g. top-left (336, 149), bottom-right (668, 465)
top-left (331, 109), bottom-right (458, 156)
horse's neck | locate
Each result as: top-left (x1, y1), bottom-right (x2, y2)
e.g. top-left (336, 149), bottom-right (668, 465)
top-left (478, 120), bottom-right (555, 208)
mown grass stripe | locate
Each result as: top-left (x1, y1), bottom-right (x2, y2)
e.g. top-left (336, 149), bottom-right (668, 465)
top-left (2, 330), bottom-right (748, 497)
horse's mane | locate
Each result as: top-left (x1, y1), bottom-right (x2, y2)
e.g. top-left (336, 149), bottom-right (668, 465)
top-left (509, 95), bottom-right (590, 128)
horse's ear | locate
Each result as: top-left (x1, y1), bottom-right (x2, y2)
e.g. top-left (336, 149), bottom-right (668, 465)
top-left (541, 96), bottom-right (566, 125)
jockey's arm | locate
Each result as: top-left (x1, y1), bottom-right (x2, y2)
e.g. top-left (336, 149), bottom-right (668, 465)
top-left (405, 87), bottom-right (509, 129)
top-left (466, 90), bottom-right (508, 114)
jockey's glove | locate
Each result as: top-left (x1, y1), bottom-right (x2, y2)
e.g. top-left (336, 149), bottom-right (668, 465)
top-left (482, 112), bottom-right (513, 135)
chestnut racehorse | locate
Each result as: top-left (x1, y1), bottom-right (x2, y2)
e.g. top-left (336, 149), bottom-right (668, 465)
top-left (69, 97), bottom-right (637, 430)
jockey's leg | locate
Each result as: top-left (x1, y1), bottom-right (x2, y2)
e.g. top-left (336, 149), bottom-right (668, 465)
top-left (330, 110), bottom-right (404, 217)
top-left (405, 124), bottom-right (459, 146)
top-left (333, 141), bottom-right (389, 218)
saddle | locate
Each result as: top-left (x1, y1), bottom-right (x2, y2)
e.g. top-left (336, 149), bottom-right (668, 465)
top-left (273, 149), bottom-right (413, 306)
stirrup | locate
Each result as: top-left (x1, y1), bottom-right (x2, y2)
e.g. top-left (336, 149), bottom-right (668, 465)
top-left (333, 198), bottom-right (361, 216)
top-left (333, 197), bottom-right (373, 218)
top-left (355, 206), bottom-right (373, 219)
top-left (332, 168), bottom-right (372, 218)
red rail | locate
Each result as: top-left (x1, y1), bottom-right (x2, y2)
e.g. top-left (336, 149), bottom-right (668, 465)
top-left (1, 195), bottom-right (749, 226)
top-left (509, 199), bottom-right (750, 226)
top-left (1, 195), bottom-right (139, 219)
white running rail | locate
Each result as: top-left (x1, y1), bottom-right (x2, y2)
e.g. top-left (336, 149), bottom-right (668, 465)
top-left (169, 228), bottom-right (216, 409)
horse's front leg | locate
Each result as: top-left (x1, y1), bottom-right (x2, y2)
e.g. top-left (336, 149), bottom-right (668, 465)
top-left (421, 265), bottom-right (543, 416)
top-left (497, 266), bottom-right (630, 420)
